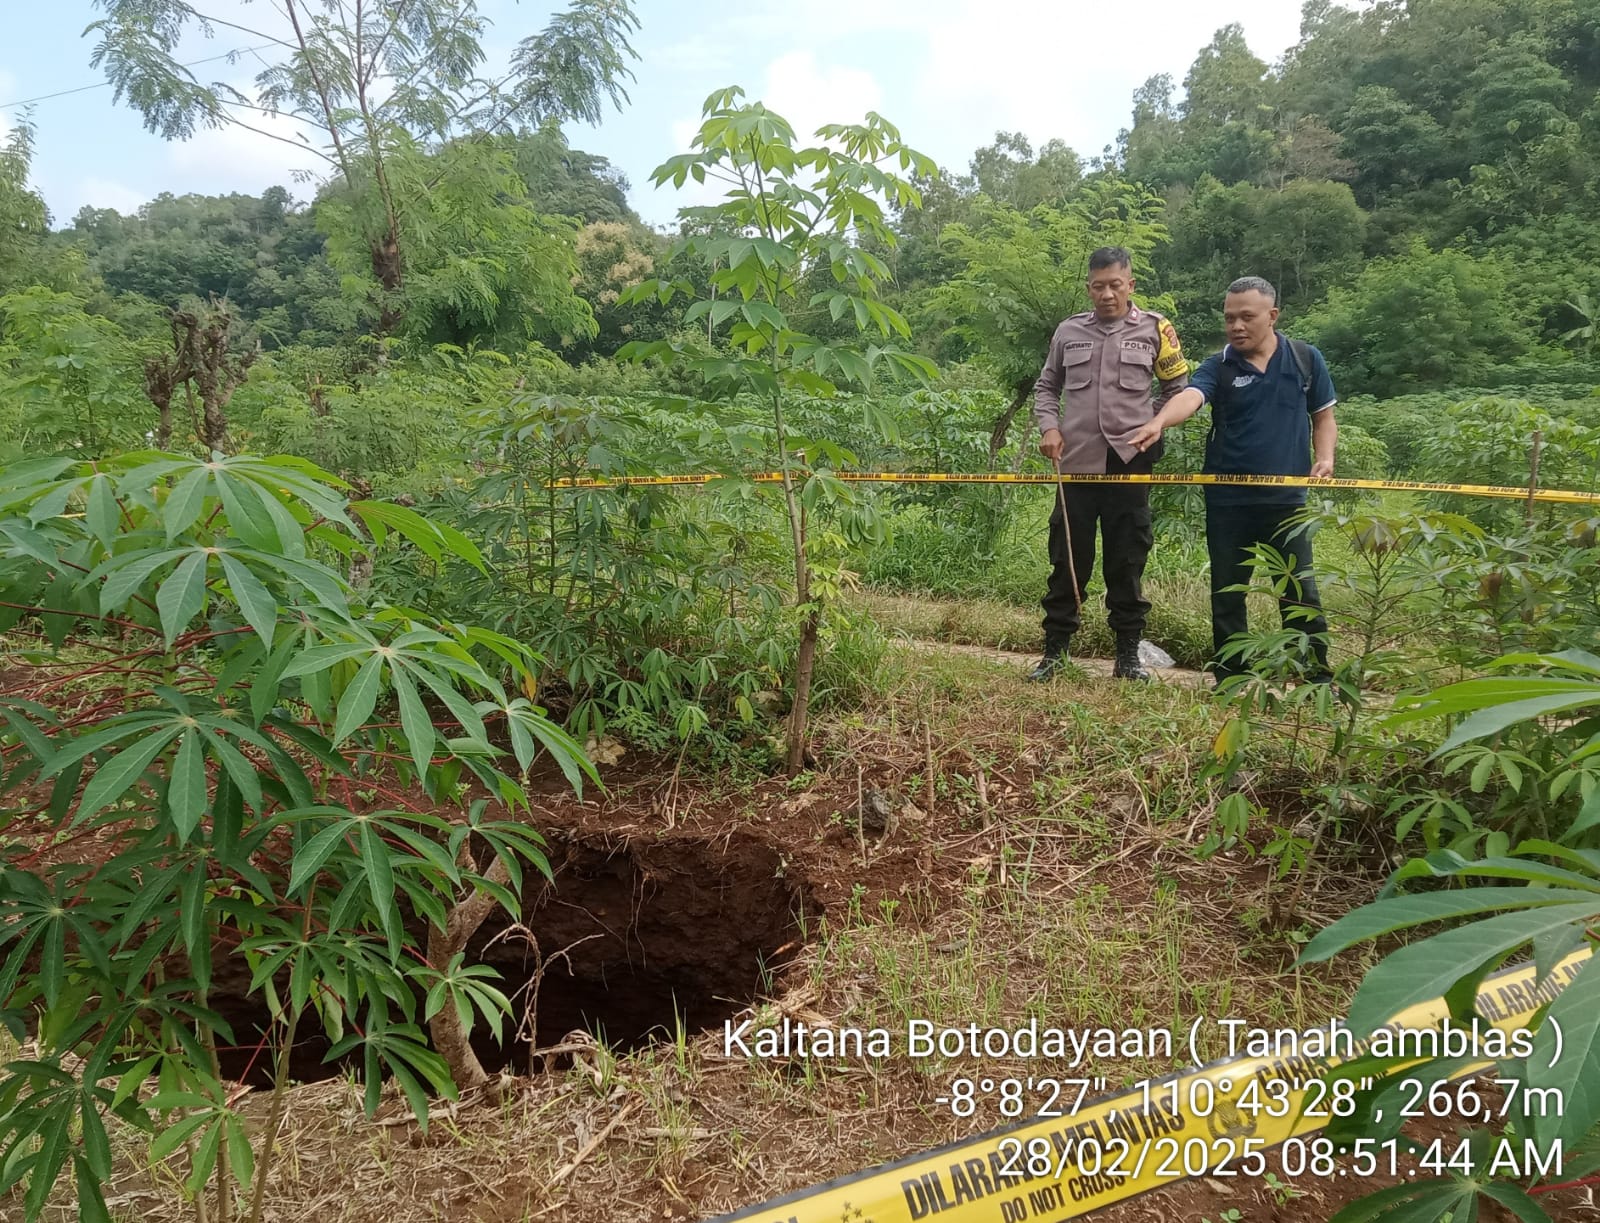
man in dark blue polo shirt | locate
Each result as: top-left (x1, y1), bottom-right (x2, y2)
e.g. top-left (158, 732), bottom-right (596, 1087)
top-left (1128, 276), bottom-right (1338, 685)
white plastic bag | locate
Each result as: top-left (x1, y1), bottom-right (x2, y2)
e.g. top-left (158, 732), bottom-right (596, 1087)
top-left (1138, 639), bottom-right (1176, 669)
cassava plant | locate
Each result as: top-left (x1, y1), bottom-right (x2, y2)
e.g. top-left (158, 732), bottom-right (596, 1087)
top-left (1200, 507), bottom-right (1486, 910)
top-left (616, 87), bottom-right (937, 773)
top-left (1297, 649), bottom-right (1600, 1220)
top-left (403, 391), bottom-right (791, 747)
top-left (89, 0), bottom-right (639, 342)
top-left (0, 451), bottom-right (593, 1221)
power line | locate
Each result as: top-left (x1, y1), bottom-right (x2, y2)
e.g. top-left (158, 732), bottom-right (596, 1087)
top-left (0, 43), bottom-right (278, 111)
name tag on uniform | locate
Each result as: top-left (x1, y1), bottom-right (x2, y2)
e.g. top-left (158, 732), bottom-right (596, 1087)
top-left (1064, 341), bottom-right (1093, 352)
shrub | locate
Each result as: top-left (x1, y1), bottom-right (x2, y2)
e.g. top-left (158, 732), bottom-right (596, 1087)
top-left (0, 451), bottom-right (591, 1220)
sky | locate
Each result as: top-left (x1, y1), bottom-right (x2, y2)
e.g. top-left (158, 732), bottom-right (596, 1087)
top-left (2, 1), bottom-right (1309, 230)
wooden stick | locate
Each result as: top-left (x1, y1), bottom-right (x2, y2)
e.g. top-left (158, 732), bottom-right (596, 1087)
top-left (856, 762), bottom-right (866, 864)
top-left (547, 1099), bottom-right (640, 1188)
top-left (1525, 430), bottom-right (1545, 528)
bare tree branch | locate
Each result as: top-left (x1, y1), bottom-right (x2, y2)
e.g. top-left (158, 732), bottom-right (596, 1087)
top-left (212, 103), bottom-right (342, 167)
top-left (282, 0), bottom-right (358, 186)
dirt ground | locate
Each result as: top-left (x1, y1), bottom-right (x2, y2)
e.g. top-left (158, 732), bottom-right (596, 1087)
top-left (7, 639), bottom-right (1594, 1223)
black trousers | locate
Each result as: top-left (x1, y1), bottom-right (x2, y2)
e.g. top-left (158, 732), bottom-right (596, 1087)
top-left (1205, 499), bottom-right (1330, 679)
top-left (1041, 449), bottom-right (1153, 642)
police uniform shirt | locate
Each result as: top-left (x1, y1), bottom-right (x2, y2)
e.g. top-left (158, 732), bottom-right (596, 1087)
top-left (1188, 332), bottom-right (1337, 506)
top-left (1032, 304), bottom-right (1189, 474)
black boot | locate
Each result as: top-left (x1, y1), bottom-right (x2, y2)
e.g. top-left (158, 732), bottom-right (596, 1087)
top-left (1113, 634), bottom-right (1152, 681)
top-left (1027, 637), bottom-right (1071, 682)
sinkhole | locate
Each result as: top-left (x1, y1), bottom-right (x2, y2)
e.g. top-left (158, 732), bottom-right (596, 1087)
top-left (211, 833), bottom-right (809, 1086)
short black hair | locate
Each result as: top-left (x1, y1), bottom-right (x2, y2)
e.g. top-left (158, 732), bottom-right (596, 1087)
top-left (1227, 275), bottom-right (1277, 304)
top-left (1087, 246), bottom-right (1133, 274)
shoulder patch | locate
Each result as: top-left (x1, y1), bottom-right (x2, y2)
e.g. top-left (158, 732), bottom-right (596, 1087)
top-left (1154, 318), bottom-right (1187, 381)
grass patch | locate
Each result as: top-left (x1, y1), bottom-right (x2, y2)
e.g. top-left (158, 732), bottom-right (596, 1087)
top-left (43, 620), bottom-right (1385, 1223)
top-left (851, 583), bottom-right (1215, 669)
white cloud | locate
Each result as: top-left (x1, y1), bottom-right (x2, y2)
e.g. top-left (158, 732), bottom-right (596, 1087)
top-left (664, 51), bottom-right (884, 156)
top-left (655, 36), bottom-right (734, 78)
top-left (668, 117), bottom-right (700, 155)
top-left (760, 51), bottom-right (883, 143)
top-left (648, 52), bottom-right (885, 224)
top-left (75, 177), bottom-right (149, 215)
top-left (720, 0), bottom-right (928, 43)
top-left (165, 106), bottom-right (328, 197)
top-left (907, 0), bottom-right (1303, 173)
top-left (666, 0), bottom-right (1303, 180)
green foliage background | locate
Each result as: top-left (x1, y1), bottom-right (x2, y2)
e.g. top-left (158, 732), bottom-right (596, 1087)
top-left (5, 3), bottom-right (1600, 1218)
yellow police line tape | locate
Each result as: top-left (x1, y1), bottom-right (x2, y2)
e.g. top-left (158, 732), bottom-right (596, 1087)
top-left (706, 948), bottom-right (1594, 1223)
top-left (550, 471), bottom-right (1600, 506)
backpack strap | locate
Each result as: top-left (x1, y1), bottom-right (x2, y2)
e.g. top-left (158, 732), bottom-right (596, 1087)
top-left (1287, 338), bottom-right (1315, 397)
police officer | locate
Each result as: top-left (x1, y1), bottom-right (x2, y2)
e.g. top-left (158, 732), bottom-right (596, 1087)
top-left (1029, 246), bottom-right (1189, 682)
top-left (1127, 275), bottom-right (1337, 686)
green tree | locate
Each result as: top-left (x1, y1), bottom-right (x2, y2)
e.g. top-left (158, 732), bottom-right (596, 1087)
top-left (881, 165), bottom-right (976, 295)
top-left (967, 132), bottom-right (1083, 210)
top-left (1157, 173), bottom-right (1253, 339)
top-left (0, 288), bottom-right (153, 458)
top-left (0, 118), bottom-right (49, 294)
top-left (1276, 0), bottom-right (1380, 125)
top-left (1244, 178), bottom-right (1367, 304)
top-left (1120, 74), bottom-right (1183, 187)
top-left (1297, 242), bottom-right (1537, 394)
top-left (1464, 35), bottom-right (1573, 162)
top-left (1334, 85), bottom-right (1448, 205)
top-left (60, 190), bottom-right (334, 341)
top-left (618, 87), bottom-right (936, 773)
top-left (511, 122), bottom-right (640, 224)
top-left (1168, 23), bottom-right (1277, 185)
top-left (89, 0), bottom-right (640, 337)
top-left (315, 136), bottom-right (596, 350)
top-left (1182, 24), bottom-right (1271, 130)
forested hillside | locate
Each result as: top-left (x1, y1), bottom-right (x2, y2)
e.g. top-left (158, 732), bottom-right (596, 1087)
top-left (5, 0), bottom-right (1597, 468)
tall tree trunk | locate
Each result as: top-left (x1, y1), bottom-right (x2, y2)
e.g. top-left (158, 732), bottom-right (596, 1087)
top-left (357, 50), bottom-right (405, 339)
top-left (155, 396), bottom-right (173, 449)
top-left (988, 378), bottom-right (1034, 468)
top-left (773, 391), bottom-right (814, 776)
top-left (200, 402), bottom-right (227, 452)
top-left (166, 305), bottom-right (256, 455)
top-left (370, 226), bottom-right (406, 338)
top-left (786, 606), bottom-right (820, 775)
top-left (143, 355), bottom-right (179, 449)
top-left (425, 856), bottom-right (512, 1094)
top-left (285, 0), bottom-right (406, 341)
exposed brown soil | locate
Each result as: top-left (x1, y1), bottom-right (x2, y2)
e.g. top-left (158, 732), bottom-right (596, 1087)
top-left (5, 636), bottom-right (1578, 1223)
top-left (469, 832), bottom-right (810, 1064)
top-left (205, 830), bottom-right (812, 1086)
